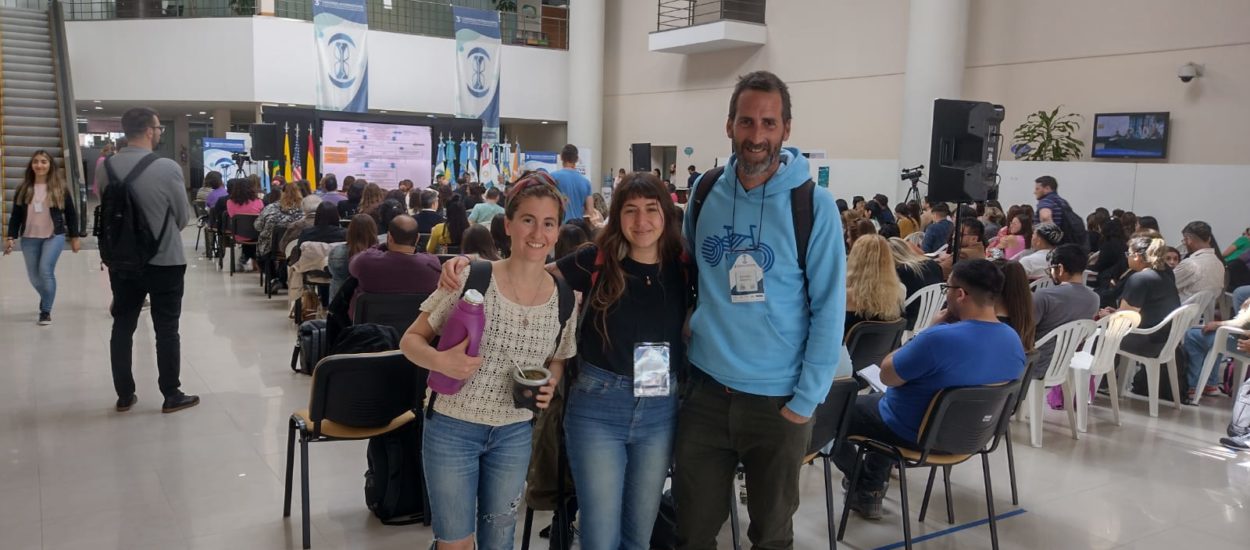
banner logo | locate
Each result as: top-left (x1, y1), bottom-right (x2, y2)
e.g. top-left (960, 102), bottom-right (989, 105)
top-left (467, 47), bottom-right (491, 97)
top-left (329, 33), bottom-right (358, 88)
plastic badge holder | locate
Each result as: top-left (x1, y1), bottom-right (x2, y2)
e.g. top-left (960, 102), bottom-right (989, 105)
top-left (634, 343), bottom-right (671, 397)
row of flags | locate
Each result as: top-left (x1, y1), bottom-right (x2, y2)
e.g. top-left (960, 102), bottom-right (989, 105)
top-left (434, 135), bottom-right (522, 187)
top-left (277, 123), bottom-right (317, 185)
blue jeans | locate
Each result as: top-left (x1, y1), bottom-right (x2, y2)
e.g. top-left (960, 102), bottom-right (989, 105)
top-left (20, 234), bottom-right (66, 314)
top-left (1183, 327), bottom-right (1246, 388)
top-left (422, 411), bottom-right (532, 550)
top-left (1234, 285), bottom-right (1250, 311)
top-left (564, 363), bottom-right (677, 550)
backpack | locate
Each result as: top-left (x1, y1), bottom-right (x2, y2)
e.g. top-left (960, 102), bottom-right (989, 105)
top-left (290, 319), bottom-right (327, 375)
top-left (1053, 196), bottom-right (1089, 254)
top-left (688, 165), bottom-right (818, 304)
top-left (364, 421), bottom-right (427, 524)
top-left (97, 154), bottom-right (170, 271)
top-left (1230, 367), bottom-right (1250, 438)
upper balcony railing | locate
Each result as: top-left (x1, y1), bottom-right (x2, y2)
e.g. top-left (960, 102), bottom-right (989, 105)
top-left (656, 0), bottom-right (765, 32)
top-left (54, 0), bottom-right (567, 49)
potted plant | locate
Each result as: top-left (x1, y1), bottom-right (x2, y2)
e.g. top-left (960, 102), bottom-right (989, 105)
top-left (1010, 107), bottom-right (1085, 161)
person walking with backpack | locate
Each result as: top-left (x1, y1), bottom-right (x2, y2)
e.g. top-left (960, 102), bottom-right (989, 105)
top-left (4, 150), bottom-right (82, 325)
top-left (677, 71), bottom-right (845, 550)
top-left (95, 107), bottom-right (197, 414)
top-left (1034, 175), bottom-right (1088, 253)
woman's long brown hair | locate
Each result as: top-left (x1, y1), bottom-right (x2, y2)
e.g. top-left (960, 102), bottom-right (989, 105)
top-left (587, 172), bottom-right (684, 346)
top-left (15, 150), bottom-right (67, 208)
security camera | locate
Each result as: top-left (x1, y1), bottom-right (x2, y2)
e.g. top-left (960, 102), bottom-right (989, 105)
top-left (1178, 62), bottom-right (1203, 83)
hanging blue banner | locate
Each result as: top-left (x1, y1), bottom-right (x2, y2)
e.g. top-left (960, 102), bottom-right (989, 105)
top-left (314, 0), bottom-right (369, 112)
top-left (453, 6), bottom-right (501, 144)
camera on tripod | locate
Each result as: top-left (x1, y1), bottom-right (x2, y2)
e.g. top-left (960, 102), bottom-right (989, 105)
top-left (900, 165), bottom-right (924, 182)
top-left (231, 152), bottom-right (252, 164)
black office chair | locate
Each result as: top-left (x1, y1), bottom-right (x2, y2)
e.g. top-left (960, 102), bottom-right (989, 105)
top-left (353, 292), bottom-right (429, 338)
top-left (283, 350), bottom-right (428, 549)
top-left (262, 225), bottom-right (288, 298)
top-left (845, 319), bottom-right (906, 387)
top-left (838, 382), bottom-right (1019, 550)
top-left (228, 214), bottom-right (260, 276)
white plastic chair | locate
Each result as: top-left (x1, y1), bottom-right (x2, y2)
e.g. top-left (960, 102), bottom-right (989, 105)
top-left (1115, 304), bottom-right (1202, 417)
top-left (1184, 289), bottom-right (1221, 326)
top-left (900, 282), bottom-right (946, 344)
top-left (1190, 326), bottom-right (1249, 409)
top-left (1069, 311), bottom-right (1141, 431)
top-left (1021, 319), bottom-right (1097, 447)
top-left (1029, 278), bottom-right (1054, 292)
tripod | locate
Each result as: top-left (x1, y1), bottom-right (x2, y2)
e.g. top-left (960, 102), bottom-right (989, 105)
top-left (903, 176), bottom-right (924, 204)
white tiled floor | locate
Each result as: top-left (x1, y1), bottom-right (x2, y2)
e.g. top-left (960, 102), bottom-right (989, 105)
top-left (1, 230), bottom-right (1247, 549)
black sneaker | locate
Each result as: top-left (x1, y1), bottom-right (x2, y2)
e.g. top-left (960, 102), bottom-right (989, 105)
top-left (161, 393), bottom-right (200, 413)
top-left (1221, 433), bottom-right (1250, 451)
top-left (849, 489), bottom-right (886, 520)
top-left (116, 394), bottom-right (138, 412)
top-left (37, 312), bottom-right (51, 326)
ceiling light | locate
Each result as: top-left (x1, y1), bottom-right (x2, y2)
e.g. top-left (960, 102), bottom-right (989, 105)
top-left (380, 110), bottom-right (388, 114)
top-left (209, 116), bottom-right (214, 120)
top-left (540, 121), bottom-right (549, 125)
top-left (93, 100), bottom-right (101, 103)
top-left (426, 114), bottom-right (436, 118)
top-left (287, 104), bottom-right (297, 107)
top-left (185, 114), bottom-right (192, 117)
top-left (198, 111), bottom-right (206, 115)
top-left (93, 106), bottom-right (103, 110)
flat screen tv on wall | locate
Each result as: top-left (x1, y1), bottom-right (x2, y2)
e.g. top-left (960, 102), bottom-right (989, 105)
top-left (1091, 112), bottom-right (1169, 159)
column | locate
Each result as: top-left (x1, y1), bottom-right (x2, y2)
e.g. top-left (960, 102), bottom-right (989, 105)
top-left (174, 115), bottom-right (191, 191)
top-left (896, 0), bottom-right (969, 201)
top-left (212, 108), bottom-right (231, 137)
top-left (566, 0), bottom-right (605, 190)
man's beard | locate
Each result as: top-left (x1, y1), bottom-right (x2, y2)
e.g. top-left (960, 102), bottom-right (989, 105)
top-left (733, 139), bottom-right (780, 177)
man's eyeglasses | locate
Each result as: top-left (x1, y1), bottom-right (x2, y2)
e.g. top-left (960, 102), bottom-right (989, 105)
top-left (151, 125), bottom-right (166, 132)
top-left (940, 283), bottom-right (963, 294)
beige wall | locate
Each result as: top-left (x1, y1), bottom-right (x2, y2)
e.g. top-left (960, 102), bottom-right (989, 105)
top-left (602, 0), bottom-right (1250, 176)
top-left (505, 123), bottom-right (569, 154)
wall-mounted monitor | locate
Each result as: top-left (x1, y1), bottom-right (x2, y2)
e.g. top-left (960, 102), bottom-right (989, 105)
top-left (1091, 112), bottom-right (1169, 159)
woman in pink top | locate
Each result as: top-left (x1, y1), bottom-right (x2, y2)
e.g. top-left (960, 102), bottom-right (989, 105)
top-left (3, 151), bottom-right (81, 325)
top-left (226, 177), bottom-right (264, 270)
top-left (91, 142), bottom-right (115, 198)
top-left (990, 213), bottom-right (1031, 261)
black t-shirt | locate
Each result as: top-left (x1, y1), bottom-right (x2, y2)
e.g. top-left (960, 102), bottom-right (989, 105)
top-left (896, 260), bottom-right (944, 330)
top-left (556, 245), bottom-right (689, 377)
top-left (1120, 268), bottom-right (1181, 341)
top-left (414, 210), bottom-right (446, 234)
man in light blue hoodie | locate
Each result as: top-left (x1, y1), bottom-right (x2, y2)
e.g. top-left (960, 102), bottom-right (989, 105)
top-left (675, 71), bottom-right (846, 550)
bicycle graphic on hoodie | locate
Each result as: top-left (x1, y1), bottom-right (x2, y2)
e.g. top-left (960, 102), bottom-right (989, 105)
top-left (701, 224), bottom-right (776, 272)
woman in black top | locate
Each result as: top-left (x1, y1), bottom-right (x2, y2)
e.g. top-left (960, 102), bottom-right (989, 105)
top-left (1091, 218), bottom-right (1129, 306)
top-left (439, 172), bottom-right (691, 549)
top-left (297, 201), bottom-right (347, 246)
top-left (1099, 236), bottom-right (1181, 356)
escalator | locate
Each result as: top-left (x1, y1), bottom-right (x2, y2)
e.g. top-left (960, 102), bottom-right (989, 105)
top-left (1, 0), bottom-right (85, 239)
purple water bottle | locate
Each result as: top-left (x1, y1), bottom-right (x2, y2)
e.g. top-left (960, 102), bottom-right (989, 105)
top-left (429, 289), bottom-right (486, 395)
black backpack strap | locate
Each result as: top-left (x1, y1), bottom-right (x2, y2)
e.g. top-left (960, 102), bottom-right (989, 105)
top-left (687, 165), bottom-right (725, 238)
top-left (553, 274), bottom-right (574, 347)
top-left (790, 180), bottom-right (815, 271)
top-left (790, 180), bottom-right (817, 308)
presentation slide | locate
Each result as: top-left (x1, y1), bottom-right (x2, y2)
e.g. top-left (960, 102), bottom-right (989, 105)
top-left (321, 120), bottom-right (433, 189)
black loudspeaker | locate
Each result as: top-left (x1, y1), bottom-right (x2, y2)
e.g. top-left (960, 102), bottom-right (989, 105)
top-left (630, 143), bottom-right (651, 172)
top-left (927, 99), bottom-right (1005, 203)
top-left (250, 123), bottom-right (279, 161)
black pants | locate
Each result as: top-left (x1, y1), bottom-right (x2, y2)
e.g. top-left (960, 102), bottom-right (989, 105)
top-left (674, 368), bottom-right (813, 550)
top-left (109, 265), bottom-right (186, 399)
top-left (833, 393), bottom-right (915, 493)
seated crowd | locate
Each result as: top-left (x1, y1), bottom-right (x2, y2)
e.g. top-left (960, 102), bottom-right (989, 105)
top-left (204, 155), bottom-right (1250, 548)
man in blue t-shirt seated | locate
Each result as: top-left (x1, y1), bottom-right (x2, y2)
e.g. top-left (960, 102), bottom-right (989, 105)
top-left (834, 259), bottom-right (1026, 520)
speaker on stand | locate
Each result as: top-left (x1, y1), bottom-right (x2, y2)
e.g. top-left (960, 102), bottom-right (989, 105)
top-left (926, 99), bottom-right (1005, 259)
